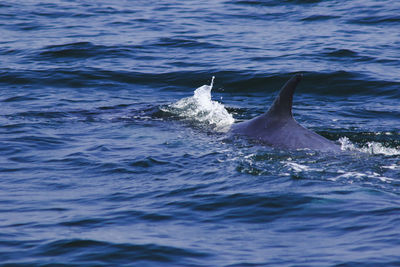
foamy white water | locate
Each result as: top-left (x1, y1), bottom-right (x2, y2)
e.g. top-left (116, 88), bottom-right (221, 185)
top-left (339, 137), bottom-right (400, 156)
top-left (164, 77), bottom-right (235, 132)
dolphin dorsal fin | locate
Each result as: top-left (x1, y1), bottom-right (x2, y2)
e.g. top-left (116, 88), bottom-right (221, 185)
top-left (266, 74), bottom-right (302, 119)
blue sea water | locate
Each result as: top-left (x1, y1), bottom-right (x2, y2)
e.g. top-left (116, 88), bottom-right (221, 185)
top-left (1, 0), bottom-right (400, 266)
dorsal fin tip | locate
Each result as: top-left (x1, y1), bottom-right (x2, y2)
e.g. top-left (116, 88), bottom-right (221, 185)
top-left (266, 73), bottom-right (303, 118)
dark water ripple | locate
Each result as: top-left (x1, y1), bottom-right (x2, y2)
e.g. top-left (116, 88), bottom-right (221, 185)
top-left (2, 68), bottom-right (399, 99)
top-left (1, 0), bottom-right (400, 266)
top-left (2, 239), bottom-right (209, 266)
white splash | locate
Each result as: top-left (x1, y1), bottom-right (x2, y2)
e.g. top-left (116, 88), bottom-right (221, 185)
top-left (339, 137), bottom-right (400, 156)
top-left (284, 161), bottom-right (323, 173)
top-left (331, 170), bottom-right (395, 183)
top-left (338, 137), bottom-right (358, 151)
top-left (165, 77), bottom-right (234, 132)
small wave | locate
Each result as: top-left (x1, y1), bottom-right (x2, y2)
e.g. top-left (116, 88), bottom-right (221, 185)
top-left (232, 0), bottom-right (322, 6)
top-left (167, 192), bottom-right (316, 223)
top-left (38, 42), bottom-right (135, 59)
top-left (301, 14), bottom-right (340, 21)
top-left (130, 156), bottom-right (170, 168)
top-left (34, 239), bottom-right (208, 264)
top-left (161, 77), bottom-right (234, 132)
top-left (294, 71), bottom-right (400, 97)
top-left (323, 48), bottom-right (359, 58)
top-left (197, 71), bottom-right (399, 97)
top-left (10, 110), bottom-right (70, 120)
top-left (349, 15), bottom-right (400, 25)
top-left (317, 48), bottom-right (377, 63)
top-left (0, 47), bottom-right (21, 55)
top-left (89, 6), bottom-right (137, 15)
top-left (339, 137), bottom-right (400, 156)
top-left (285, 162), bottom-right (323, 173)
top-left (154, 37), bottom-right (221, 49)
top-left (1, 69), bottom-right (398, 98)
top-left (331, 170), bottom-right (396, 184)
top-left (2, 95), bottom-right (38, 103)
top-left (9, 135), bottom-right (67, 148)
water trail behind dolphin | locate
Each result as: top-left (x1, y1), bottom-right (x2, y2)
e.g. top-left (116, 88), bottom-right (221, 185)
top-left (339, 137), bottom-right (400, 156)
top-left (162, 77), bottom-right (234, 132)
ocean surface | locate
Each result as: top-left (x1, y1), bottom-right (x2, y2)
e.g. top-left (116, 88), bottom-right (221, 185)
top-left (1, 0), bottom-right (400, 266)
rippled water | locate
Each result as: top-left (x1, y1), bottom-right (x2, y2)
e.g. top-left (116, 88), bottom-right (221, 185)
top-left (1, 0), bottom-right (400, 266)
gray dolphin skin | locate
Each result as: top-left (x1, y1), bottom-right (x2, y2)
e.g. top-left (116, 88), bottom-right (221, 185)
top-left (230, 74), bottom-right (341, 152)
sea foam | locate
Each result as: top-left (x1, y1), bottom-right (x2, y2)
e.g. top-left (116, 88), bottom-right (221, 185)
top-left (339, 137), bottom-right (400, 156)
top-left (164, 77), bottom-right (234, 132)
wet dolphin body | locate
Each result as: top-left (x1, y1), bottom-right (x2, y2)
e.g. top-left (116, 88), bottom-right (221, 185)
top-left (229, 74), bottom-right (341, 152)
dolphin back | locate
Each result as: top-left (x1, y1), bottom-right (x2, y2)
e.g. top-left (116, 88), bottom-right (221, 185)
top-left (230, 74), bottom-right (341, 152)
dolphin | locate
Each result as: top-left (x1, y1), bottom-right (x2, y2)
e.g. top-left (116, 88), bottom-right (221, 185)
top-left (229, 74), bottom-right (341, 152)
